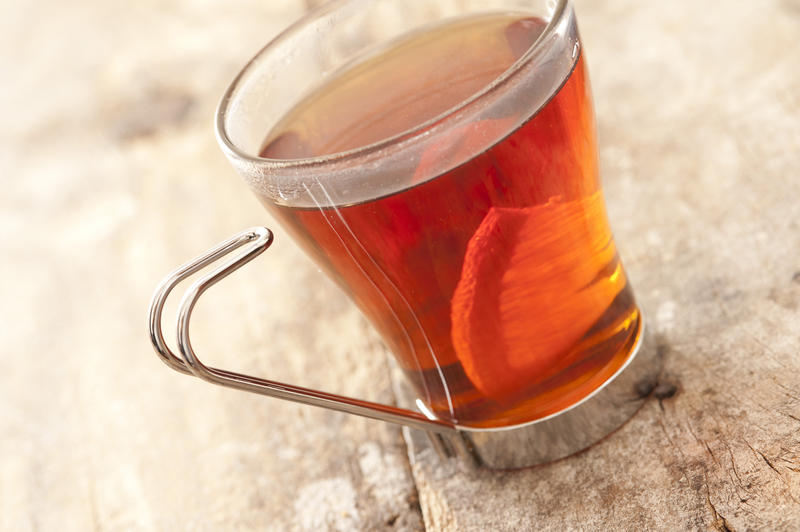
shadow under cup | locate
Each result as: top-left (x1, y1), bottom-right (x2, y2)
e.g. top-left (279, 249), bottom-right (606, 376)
top-left (216, 0), bottom-right (643, 430)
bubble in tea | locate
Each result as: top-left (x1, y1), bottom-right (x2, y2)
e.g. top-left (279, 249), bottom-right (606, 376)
top-left (258, 13), bottom-right (641, 428)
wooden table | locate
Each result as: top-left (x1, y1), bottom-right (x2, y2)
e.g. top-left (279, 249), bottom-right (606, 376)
top-left (2, 0), bottom-right (798, 530)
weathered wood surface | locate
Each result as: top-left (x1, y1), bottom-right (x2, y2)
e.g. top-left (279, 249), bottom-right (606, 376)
top-left (1, 0), bottom-right (798, 531)
top-left (405, 1), bottom-right (800, 530)
top-left (0, 1), bottom-right (421, 530)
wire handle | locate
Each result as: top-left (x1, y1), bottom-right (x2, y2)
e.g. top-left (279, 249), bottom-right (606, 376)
top-left (148, 227), bottom-right (455, 434)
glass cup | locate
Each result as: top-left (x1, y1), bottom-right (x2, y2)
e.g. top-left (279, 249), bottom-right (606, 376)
top-left (151, 0), bottom-right (660, 469)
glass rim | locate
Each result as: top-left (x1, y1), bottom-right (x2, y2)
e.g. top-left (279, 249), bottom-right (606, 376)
top-left (215, 0), bottom-right (570, 173)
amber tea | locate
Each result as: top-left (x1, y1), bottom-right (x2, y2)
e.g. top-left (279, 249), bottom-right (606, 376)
top-left (258, 13), bottom-right (641, 428)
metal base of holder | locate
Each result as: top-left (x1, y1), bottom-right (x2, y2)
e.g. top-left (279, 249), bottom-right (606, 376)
top-left (416, 321), bottom-right (661, 469)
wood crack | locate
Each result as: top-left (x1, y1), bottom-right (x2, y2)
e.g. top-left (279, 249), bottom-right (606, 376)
top-left (745, 440), bottom-right (782, 478)
top-left (705, 472), bottom-right (734, 532)
top-left (686, 419), bottom-right (721, 467)
top-left (771, 376), bottom-right (800, 402)
top-left (656, 415), bottom-right (688, 465)
top-left (780, 411), bottom-right (800, 423)
top-left (382, 347), bottom-right (428, 531)
top-left (724, 443), bottom-right (745, 487)
top-left (744, 439), bottom-right (799, 503)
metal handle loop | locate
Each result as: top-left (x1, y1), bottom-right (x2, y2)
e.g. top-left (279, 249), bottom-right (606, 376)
top-left (148, 227), bottom-right (455, 434)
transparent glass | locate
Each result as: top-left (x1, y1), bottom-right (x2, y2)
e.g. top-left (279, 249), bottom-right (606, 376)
top-left (216, 0), bottom-right (642, 429)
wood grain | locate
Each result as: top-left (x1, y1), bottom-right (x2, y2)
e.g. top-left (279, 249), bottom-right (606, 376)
top-left (406, 1), bottom-right (800, 530)
top-left (0, 2), bottom-right (420, 531)
top-left (1, 0), bottom-right (798, 530)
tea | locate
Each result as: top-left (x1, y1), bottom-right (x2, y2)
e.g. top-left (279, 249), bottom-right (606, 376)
top-left (258, 13), bottom-right (640, 428)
